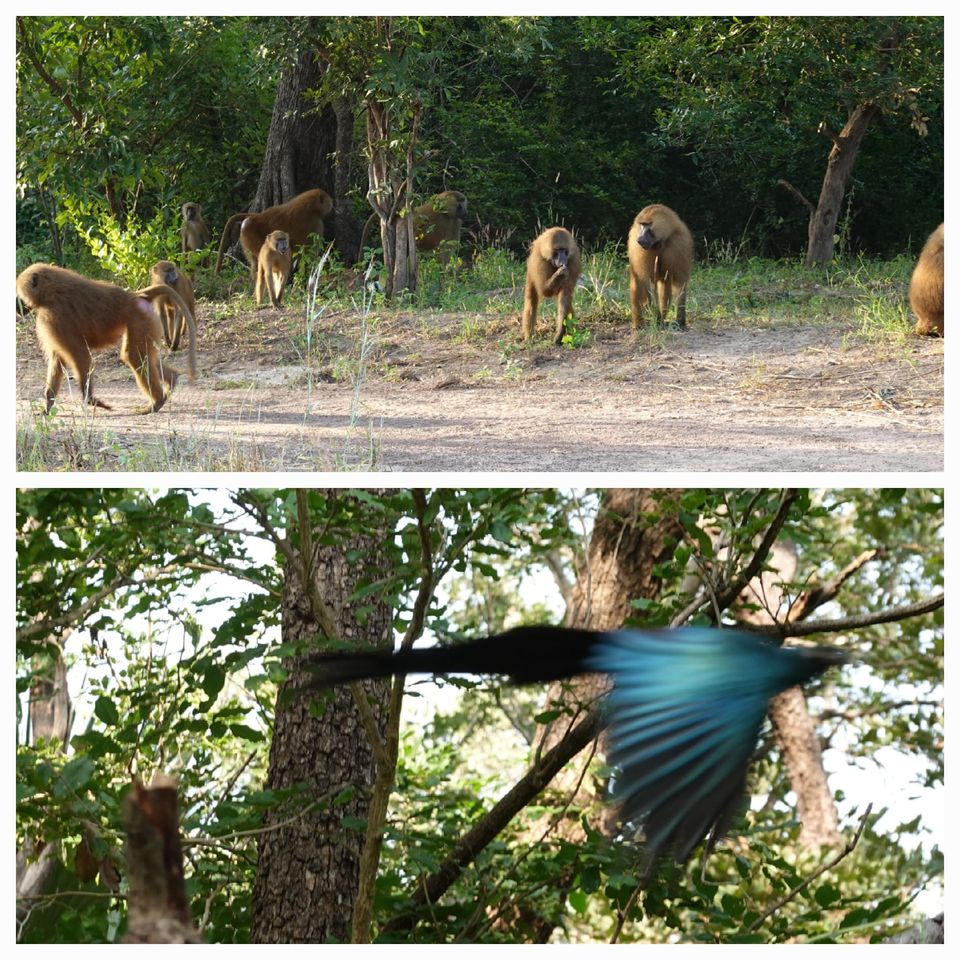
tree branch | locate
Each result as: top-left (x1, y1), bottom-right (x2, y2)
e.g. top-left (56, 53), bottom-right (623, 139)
top-left (380, 708), bottom-right (606, 935)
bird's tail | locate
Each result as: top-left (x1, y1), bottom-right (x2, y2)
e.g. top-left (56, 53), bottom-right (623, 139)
top-left (302, 625), bottom-right (607, 689)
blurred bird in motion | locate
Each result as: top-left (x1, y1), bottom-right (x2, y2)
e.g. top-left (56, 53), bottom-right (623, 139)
top-left (303, 625), bottom-right (848, 863)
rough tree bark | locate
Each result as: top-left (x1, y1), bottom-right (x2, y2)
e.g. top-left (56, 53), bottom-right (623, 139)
top-left (249, 498), bottom-right (392, 944)
top-left (225, 49), bottom-right (360, 263)
top-left (733, 542), bottom-right (842, 850)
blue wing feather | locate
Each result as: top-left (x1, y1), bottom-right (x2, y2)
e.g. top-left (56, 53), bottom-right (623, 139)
top-left (587, 627), bottom-right (842, 861)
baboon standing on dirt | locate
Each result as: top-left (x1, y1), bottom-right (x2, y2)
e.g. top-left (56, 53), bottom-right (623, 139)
top-left (16, 263), bottom-right (196, 414)
top-left (522, 226), bottom-right (582, 345)
top-left (149, 261), bottom-right (196, 351)
top-left (627, 204), bottom-right (694, 329)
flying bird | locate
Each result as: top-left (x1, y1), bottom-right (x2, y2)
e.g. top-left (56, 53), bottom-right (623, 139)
top-left (303, 625), bottom-right (848, 862)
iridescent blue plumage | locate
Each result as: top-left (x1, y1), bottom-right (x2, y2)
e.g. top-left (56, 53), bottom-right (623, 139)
top-left (587, 628), bottom-right (847, 860)
top-left (303, 623), bottom-right (847, 863)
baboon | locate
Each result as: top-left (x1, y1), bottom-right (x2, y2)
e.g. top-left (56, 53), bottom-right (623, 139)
top-left (415, 190), bottom-right (468, 263)
top-left (180, 202), bottom-right (211, 255)
top-left (150, 260), bottom-right (196, 350)
top-left (16, 263), bottom-right (196, 414)
top-left (910, 223), bottom-right (944, 337)
top-left (214, 188), bottom-right (333, 284)
top-left (627, 204), bottom-right (694, 329)
top-left (522, 227), bottom-right (582, 345)
top-left (255, 231), bottom-right (292, 309)
top-left (357, 190), bottom-right (468, 264)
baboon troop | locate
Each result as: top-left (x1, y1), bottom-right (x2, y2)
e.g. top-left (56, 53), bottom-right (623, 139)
top-left (214, 188), bottom-right (333, 283)
top-left (16, 263), bottom-right (196, 414)
top-left (150, 260), bottom-right (196, 351)
top-left (627, 203), bottom-right (694, 330)
top-left (255, 230), bottom-right (292, 309)
top-left (180, 202), bottom-right (211, 255)
top-left (910, 223), bottom-right (944, 337)
top-left (522, 227), bottom-right (582, 345)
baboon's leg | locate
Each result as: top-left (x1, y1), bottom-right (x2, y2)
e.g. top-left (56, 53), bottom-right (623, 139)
top-left (169, 309), bottom-right (183, 351)
top-left (43, 354), bottom-right (65, 413)
top-left (554, 287), bottom-right (574, 345)
top-left (120, 334), bottom-right (170, 414)
top-left (522, 283), bottom-right (539, 342)
top-left (657, 277), bottom-right (672, 325)
top-left (629, 271), bottom-right (649, 330)
top-left (674, 284), bottom-right (687, 328)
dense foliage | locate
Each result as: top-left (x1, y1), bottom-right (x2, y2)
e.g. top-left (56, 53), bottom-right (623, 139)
top-left (16, 488), bottom-right (943, 943)
top-left (16, 16), bottom-right (943, 271)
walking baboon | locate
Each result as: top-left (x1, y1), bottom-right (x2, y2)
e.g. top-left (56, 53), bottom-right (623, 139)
top-left (910, 223), bottom-right (944, 337)
top-left (16, 263), bottom-right (196, 414)
top-left (627, 204), bottom-right (694, 329)
top-left (180, 202), bottom-right (211, 255)
top-left (522, 227), bottom-right (582, 345)
top-left (255, 231), bottom-right (292, 309)
top-left (358, 190), bottom-right (468, 264)
top-left (214, 188), bottom-right (333, 284)
top-left (150, 260), bottom-right (196, 350)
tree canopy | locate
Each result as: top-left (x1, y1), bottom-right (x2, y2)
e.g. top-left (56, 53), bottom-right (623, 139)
top-left (16, 15), bottom-right (943, 270)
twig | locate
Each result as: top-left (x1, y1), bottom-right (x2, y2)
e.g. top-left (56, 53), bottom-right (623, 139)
top-left (746, 803), bottom-right (874, 935)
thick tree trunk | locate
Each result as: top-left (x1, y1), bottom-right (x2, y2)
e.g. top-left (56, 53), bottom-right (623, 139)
top-left (805, 102), bottom-right (880, 266)
top-left (249, 503), bottom-right (392, 944)
top-left (222, 50), bottom-right (359, 264)
top-left (254, 50), bottom-right (336, 210)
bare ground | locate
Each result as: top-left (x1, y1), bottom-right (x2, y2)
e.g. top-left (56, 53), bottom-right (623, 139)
top-left (16, 304), bottom-right (943, 473)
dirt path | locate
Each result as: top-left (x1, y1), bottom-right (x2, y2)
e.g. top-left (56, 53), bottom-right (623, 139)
top-left (16, 308), bottom-right (943, 472)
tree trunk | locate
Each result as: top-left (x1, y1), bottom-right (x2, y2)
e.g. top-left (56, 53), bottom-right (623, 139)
top-left (805, 102), bottom-right (881, 266)
top-left (733, 541), bottom-right (842, 850)
top-left (223, 49), bottom-right (359, 263)
top-left (249, 501), bottom-right (392, 944)
top-left (514, 489), bottom-right (685, 941)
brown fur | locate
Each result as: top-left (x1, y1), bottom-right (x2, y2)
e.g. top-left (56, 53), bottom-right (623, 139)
top-left (910, 223), bottom-right (944, 337)
top-left (214, 188), bottom-right (333, 284)
top-left (358, 190), bottom-right (468, 265)
top-left (522, 227), bottom-right (582, 345)
top-left (414, 190), bottom-right (468, 263)
top-left (255, 231), bottom-right (292, 309)
top-left (150, 261), bottom-right (196, 351)
top-left (627, 203), bottom-right (694, 329)
top-left (16, 263), bottom-right (196, 414)
top-left (180, 202), bottom-right (211, 255)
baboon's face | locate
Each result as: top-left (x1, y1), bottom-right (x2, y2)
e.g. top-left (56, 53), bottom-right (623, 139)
top-left (635, 221), bottom-right (662, 251)
top-left (183, 204), bottom-right (199, 221)
top-left (164, 267), bottom-right (179, 286)
top-left (273, 233), bottom-right (290, 254)
top-left (549, 241), bottom-right (571, 270)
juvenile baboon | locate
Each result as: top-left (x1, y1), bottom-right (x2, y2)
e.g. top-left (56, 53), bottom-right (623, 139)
top-left (214, 188), bottom-right (333, 284)
top-left (522, 227), bottom-right (582, 345)
top-left (910, 223), bottom-right (944, 337)
top-left (357, 189), bottom-right (468, 264)
top-left (255, 231), bottom-right (292, 309)
top-left (180, 202), bottom-right (211, 255)
top-left (16, 263), bottom-right (196, 414)
top-left (150, 260), bottom-right (196, 350)
top-left (627, 204), bottom-right (694, 329)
